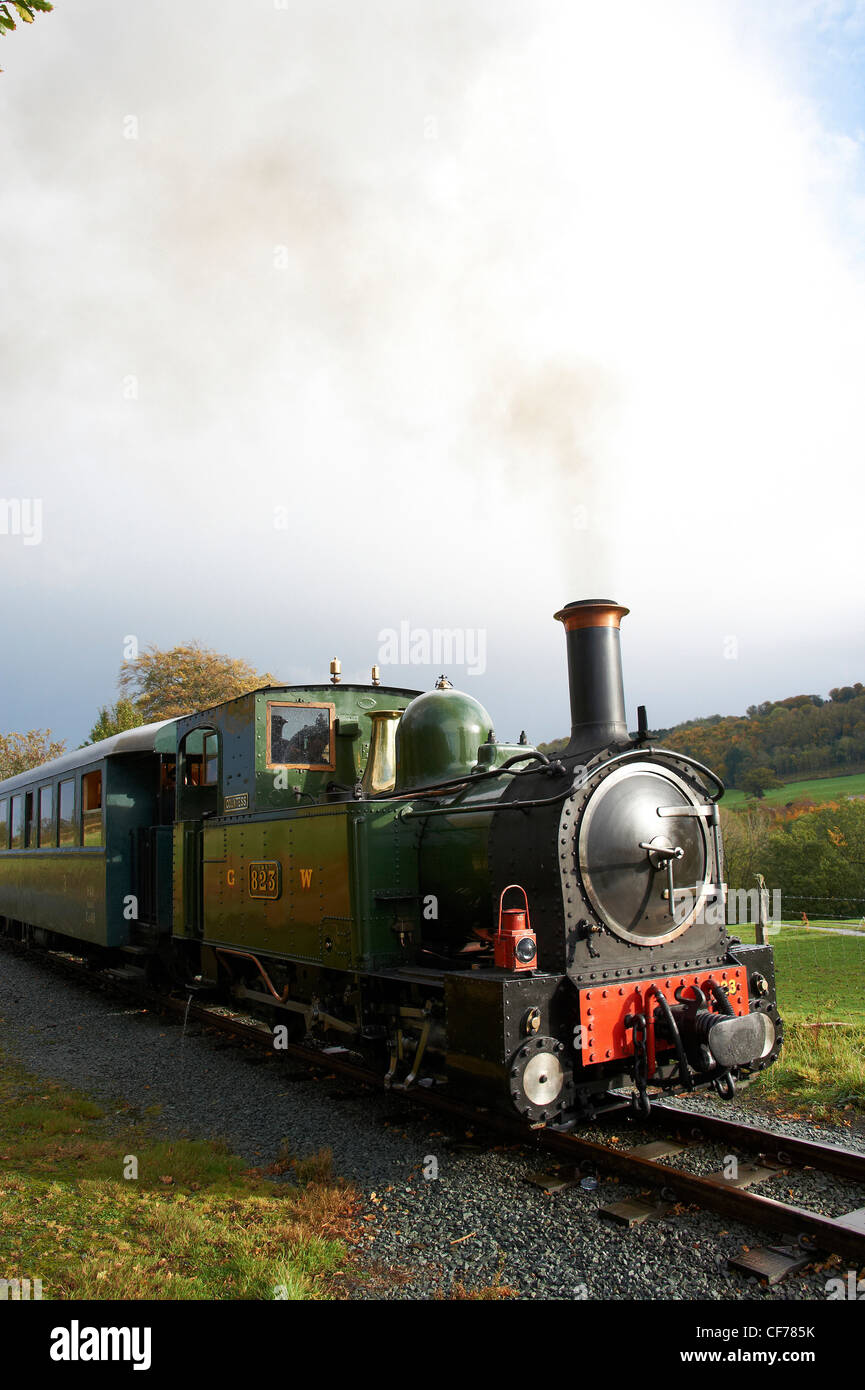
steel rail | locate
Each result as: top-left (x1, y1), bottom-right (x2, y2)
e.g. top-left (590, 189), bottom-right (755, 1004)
top-left (646, 1100), bottom-right (865, 1184)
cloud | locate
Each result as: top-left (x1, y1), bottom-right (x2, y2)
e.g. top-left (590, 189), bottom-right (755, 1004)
top-left (0, 0), bottom-right (864, 743)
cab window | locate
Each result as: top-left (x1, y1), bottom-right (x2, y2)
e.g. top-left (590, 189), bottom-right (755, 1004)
top-left (58, 779), bottom-right (76, 847)
top-left (38, 785), bottom-right (55, 847)
top-left (267, 703), bottom-right (333, 769)
top-left (10, 795), bottom-right (23, 850)
top-left (81, 770), bottom-right (103, 847)
top-left (203, 733), bottom-right (218, 786)
top-left (177, 729), bottom-right (218, 820)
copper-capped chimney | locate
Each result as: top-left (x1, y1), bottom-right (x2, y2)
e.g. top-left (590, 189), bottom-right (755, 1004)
top-left (554, 599), bottom-right (630, 753)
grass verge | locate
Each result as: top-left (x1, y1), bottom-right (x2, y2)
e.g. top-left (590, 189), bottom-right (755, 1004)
top-left (747, 1020), bottom-right (865, 1121)
top-left (732, 923), bottom-right (865, 1116)
top-left (736, 923), bottom-right (865, 1026)
top-left (0, 1048), bottom-right (360, 1300)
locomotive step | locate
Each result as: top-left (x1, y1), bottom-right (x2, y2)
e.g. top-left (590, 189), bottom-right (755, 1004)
top-left (106, 965), bottom-right (148, 982)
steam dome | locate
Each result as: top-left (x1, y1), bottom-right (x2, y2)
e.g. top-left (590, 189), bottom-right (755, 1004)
top-left (394, 687), bottom-right (493, 791)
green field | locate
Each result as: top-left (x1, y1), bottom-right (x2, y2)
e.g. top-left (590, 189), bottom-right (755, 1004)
top-left (736, 924), bottom-right (865, 1025)
top-left (734, 923), bottom-right (865, 1115)
top-left (721, 770), bottom-right (865, 810)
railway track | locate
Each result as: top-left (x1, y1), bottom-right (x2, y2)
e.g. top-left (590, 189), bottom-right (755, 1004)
top-left (4, 938), bottom-right (865, 1272)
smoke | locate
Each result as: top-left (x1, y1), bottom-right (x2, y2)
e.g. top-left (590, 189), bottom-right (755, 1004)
top-left (0, 0), bottom-right (864, 742)
top-left (473, 361), bottom-right (618, 581)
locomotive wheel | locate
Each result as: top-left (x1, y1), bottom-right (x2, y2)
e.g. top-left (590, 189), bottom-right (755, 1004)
top-left (509, 1036), bottom-right (573, 1123)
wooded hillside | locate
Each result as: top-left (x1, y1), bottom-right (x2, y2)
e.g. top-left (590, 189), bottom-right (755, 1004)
top-left (539, 683), bottom-right (865, 789)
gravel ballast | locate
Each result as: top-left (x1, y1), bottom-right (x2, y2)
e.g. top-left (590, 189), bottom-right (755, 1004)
top-left (1, 946), bottom-right (862, 1302)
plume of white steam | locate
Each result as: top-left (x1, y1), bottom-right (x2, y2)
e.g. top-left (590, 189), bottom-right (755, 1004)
top-left (0, 0), bottom-right (864, 740)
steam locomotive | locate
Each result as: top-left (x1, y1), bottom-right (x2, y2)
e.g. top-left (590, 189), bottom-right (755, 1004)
top-left (0, 600), bottom-right (782, 1126)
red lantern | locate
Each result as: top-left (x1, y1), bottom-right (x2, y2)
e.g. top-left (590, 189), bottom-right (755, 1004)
top-left (495, 884), bottom-right (537, 972)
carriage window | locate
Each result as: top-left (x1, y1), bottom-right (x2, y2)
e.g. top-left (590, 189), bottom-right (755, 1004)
top-left (10, 795), bottom-right (23, 850)
top-left (38, 785), bottom-right (55, 847)
top-left (24, 792), bottom-right (34, 848)
top-left (81, 770), bottom-right (103, 846)
top-left (0, 799), bottom-right (7, 849)
top-left (58, 778), bottom-right (76, 847)
top-left (203, 733), bottom-right (218, 786)
top-left (267, 703), bottom-right (333, 768)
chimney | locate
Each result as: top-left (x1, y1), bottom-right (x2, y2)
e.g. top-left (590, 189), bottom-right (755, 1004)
top-left (553, 599), bottom-right (630, 752)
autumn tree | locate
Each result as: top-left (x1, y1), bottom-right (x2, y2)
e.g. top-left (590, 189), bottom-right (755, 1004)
top-left (741, 766), bottom-right (782, 800)
top-left (0, 2), bottom-right (53, 66)
top-left (119, 642), bottom-right (277, 722)
top-left (719, 805), bottom-right (771, 890)
top-left (763, 800), bottom-right (865, 918)
top-left (82, 699), bottom-right (144, 747)
top-left (0, 728), bottom-right (65, 780)
top-left (722, 744), bottom-right (749, 789)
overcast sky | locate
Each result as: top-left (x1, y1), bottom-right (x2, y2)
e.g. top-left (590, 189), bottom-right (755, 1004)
top-left (1, 0), bottom-right (864, 750)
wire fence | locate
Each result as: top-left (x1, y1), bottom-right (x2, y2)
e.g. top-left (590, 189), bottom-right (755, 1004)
top-left (776, 893), bottom-right (865, 925)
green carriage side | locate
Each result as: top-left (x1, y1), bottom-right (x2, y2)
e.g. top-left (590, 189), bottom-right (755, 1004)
top-left (0, 722), bottom-right (177, 949)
